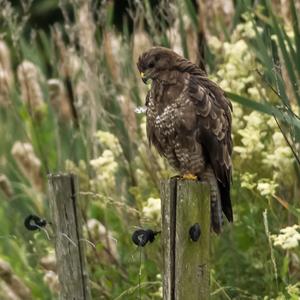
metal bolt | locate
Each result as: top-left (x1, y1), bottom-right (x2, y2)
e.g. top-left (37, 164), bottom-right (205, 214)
top-left (189, 223), bottom-right (201, 242)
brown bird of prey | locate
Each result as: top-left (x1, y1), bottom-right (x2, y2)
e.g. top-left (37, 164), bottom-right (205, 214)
top-left (137, 47), bottom-right (233, 233)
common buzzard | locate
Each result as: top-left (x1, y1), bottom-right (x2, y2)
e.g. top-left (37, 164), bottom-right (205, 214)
top-left (137, 47), bottom-right (233, 233)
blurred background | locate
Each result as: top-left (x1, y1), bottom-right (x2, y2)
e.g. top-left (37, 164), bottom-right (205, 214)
top-left (0, 0), bottom-right (300, 299)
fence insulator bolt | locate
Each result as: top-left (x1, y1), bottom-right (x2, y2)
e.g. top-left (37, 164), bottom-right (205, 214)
top-left (132, 229), bottom-right (160, 247)
top-left (24, 214), bottom-right (47, 231)
top-left (189, 223), bottom-right (201, 242)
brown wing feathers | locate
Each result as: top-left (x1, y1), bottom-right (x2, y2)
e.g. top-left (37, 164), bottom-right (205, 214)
top-left (188, 74), bottom-right (233, 222)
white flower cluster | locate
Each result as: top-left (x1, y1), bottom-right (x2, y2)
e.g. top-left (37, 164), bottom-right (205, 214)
top-left (235, 113), bottom-right (293, 184)
top-left (265, 283), bottom-right (300, 299)
top-left (208, 21), bottom-right (267, 138)
top-left (142, 197), bottom-right (161, 222)
top-left (234, 111), bottom-right (268, 159)
top-left (209, 20), bottom-right (261, 96)
top-left (263, 130), bottom-right (293, 181)
top-left (89, 131), bottom-right (123, 192)
top-left (233, 17), bottom-right (257, 40)
top-left (285, 283), bottom-right (300, 298)
top-left (94, 130), bottom-right (122, 156)
top-left (257, 180), bottom-right (278, 197)
top-left (240, 173), bottom-right (278, 198)
top-left (90, 150), bottom-right (118, 190)
top-left (209, 20), bottom-right (294, 197)
top-left (240, 172), bottom-right (257, 190)
top-left (217, 39), bottom-right (254, 94)
top-left (272, 225), bottom-right (300, 250)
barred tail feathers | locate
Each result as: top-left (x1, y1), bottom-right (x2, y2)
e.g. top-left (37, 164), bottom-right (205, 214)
top-left (204, 168), bottom-right (223, 234)
top-left (210, 180), bottom-right (223, 234)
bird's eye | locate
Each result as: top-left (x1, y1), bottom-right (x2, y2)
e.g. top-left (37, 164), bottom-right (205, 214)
top-left (148, 62), bottom-right (155, 68)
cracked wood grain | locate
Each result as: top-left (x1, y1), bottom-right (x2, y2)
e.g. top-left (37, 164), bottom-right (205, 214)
top-left (161, 179), bottom-right (210, 300)
top-left (48, 174), bottom-right (90, 300)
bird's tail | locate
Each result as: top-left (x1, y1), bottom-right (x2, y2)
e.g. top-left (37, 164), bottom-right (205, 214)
top-left (204, 168), bottom-right (223, 234)
top-left (210, 180), bottom-right (223, 234)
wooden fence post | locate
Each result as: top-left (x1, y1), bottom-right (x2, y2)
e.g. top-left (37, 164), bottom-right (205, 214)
top-left (48, 173), bottom-right (91, 300)
top-left (161, 178), bottom-right (210, 300)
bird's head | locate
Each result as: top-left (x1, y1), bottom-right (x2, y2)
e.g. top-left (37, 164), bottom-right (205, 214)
top-left (137, 47), bottom-right (179, 84)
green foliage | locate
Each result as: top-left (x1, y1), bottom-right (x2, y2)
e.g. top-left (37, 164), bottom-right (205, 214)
top-left (0, 0), bottom-right (299, 299)
top-left (227, 0), bottom-right (300, 164)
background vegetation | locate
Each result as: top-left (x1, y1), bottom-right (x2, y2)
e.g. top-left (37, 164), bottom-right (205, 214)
top-left (0, 0), bottom-right (299, 299)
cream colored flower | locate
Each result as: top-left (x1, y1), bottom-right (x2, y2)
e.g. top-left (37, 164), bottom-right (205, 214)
top-left (264, 147), bottom-right (292, 170)
top-left (286, 283), bottom-right (300, 296)
top-left (143, 197), bottom-right (161, 222)
top-left (235, 20), bottom-right (256, 39)
top-left (90, 150), bottom-right (117, 172)
top-left (262, 131), bottom-right (293, 182)
top-left (240, 172), bottom-right (257, 190)
top-left (257, 179), bottom-right (278, 197)
top-left (90, 150), bottom-right (118, 191)
top-left (272, 225), bottom-right (300, 250)
top-left (208, 36), bottom-right (222, 52)
top-left (95, 131), bottom-right (122, 155)
top-left (247, 87), bottom-right (260, 100)
top-left (234, 112), bottom-right (269, 159)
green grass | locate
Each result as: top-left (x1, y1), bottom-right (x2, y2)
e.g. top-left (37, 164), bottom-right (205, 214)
top-left (0, 1), bottom-right (299, 299)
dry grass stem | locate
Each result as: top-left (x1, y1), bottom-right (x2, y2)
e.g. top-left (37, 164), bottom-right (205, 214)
top-left (11, 141), bottom-right (43, 191)
top-left (0, 259), bottom-right (32, 300)
top-left (0, 174), bottom-right (13, 198)
top-left (0, 40), bottom-right (13, 106)
top-left (17, 61), bottom-right (44, 118)
top-left (48, 79), bottom-right (73, 121)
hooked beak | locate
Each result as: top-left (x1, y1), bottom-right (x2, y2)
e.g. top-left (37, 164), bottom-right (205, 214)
top-left (140, 72), bottom-right (148, 84)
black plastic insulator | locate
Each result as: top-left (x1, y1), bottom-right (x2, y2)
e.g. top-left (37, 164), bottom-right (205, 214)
top-left (24, 215), bottom-right (47, 231)
top-left (131, 229), bottom-right (160, 247)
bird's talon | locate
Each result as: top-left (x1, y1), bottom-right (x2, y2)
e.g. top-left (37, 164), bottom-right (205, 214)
top-left (182, 173), bottom-right (198, 180)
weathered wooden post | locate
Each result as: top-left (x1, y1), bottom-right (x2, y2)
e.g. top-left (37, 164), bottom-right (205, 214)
top-left (48, 173), bottom-right (91, 300)
top-left (161, 178), bottom-right (210, 300)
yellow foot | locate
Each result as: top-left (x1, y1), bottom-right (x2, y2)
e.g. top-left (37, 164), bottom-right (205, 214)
top-left (182, 173), bottom-right (198, 180)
